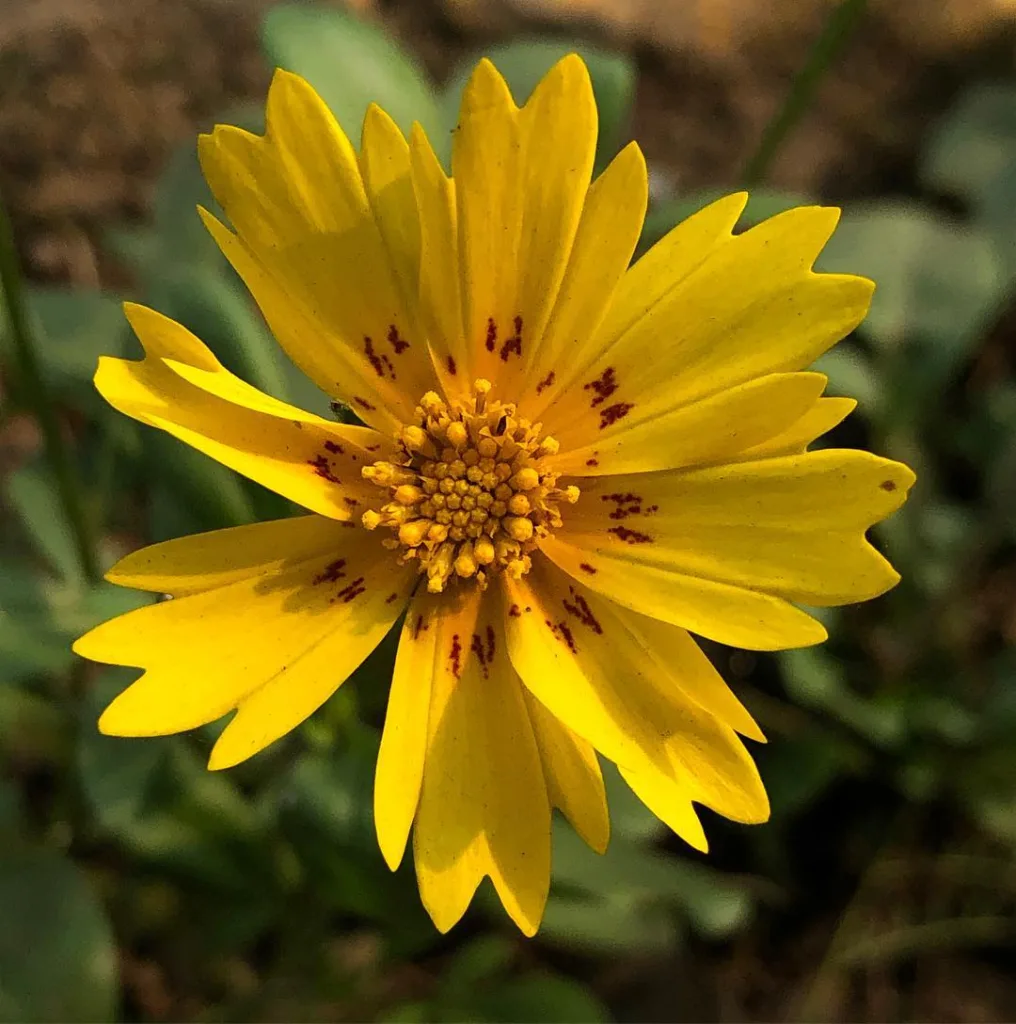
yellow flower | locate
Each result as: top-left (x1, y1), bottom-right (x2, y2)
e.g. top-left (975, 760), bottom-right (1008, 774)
top-left (74, 55), bottom-right (915, 935)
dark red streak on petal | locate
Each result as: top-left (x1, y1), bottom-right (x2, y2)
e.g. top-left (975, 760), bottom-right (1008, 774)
top-left (387, 325), bottom-right (410, 354)
top-left (412, 613), bottom-right (429, 640)
top-left (608, 525), bottom-right (653, 544)
top-left (508, 603), bottom-right (522, 617)
top-left (485, 318), bottom-right (497, 353)
top-left (499, 315), bottom-right (523, 362)
top-left (335, 577), bottom-right (366, 603)
top-left (546, 618), bottom-right (578, 653)
top-left (584, 367), bottom-right (618, 408)
top-left (308, 454), bottom-right (341, 485)
top-left (446, 355), bottom-right (457, 376)
top-left (599, 402), bottom-right (634, 429)
top-left (449, 634), bottom-right (462, 677)
top-left (578, 563), bottom-right (597, 575)
top-left (563, 586), bottom-right (603, 634)
top-left (536, 371), bottom-right (555, 396)
top-left (312, 559), bottom-right (347, 585)
top-left (354, 397), bottom-right (377, 412)
top-left (385, 592), bottom-right (398, 604)
top-left (324, 440), bottom-right (344, 454)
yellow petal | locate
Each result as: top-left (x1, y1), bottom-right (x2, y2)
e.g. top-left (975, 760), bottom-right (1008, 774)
top-left (359, 104), bottom-right (422, 331)
top-left (520, 141), bottom-right (648, 419)
top-left (547, 372), bottom-right (828, 477)
top-left (536, 192), bottom-right (746, 432)
top-left (616, 765), bottom-right (709, 853)
top-left (408, 124), bottom-right (468, 397)
top-left (374, 591), bottom-right (441, 871)
top-left (448, 56), bottom-right (600, 394)
top-left (540, 533), bottom-right (826, 651)
top-left (737, 396), bottom-right (856, 460)
top-left (496, 55), bottom-right (599, 397)
top-left (523, 689), bottom-right (609, 854)
top-left (558, 449), bottom-right (916, 611)
top-left (502, 559), bottom-right (770, 824)
top-left (543, 204), bottom-right (873, 450)
top-left (618, 610), bottom-right (765, 743)
top-left (105, 515), bottom-right (350, 597)
top-left (450, 59), bottom-right (524, 389)
top-left (413, 589), bottom-right (551, 936)
top-left (198, 70), bottom-right (437, 429)
top-left (75, 527), bottom-right (412, 756)
top-left (99, 304), bottom-right (385, 519)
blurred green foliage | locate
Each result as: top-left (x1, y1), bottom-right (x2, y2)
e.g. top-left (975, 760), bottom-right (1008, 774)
top-left (1, 3), bottom-right (1015, 1020)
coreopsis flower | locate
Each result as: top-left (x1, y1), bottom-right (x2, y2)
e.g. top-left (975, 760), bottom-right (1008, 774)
top-left (74, 55), bottom-right (915, 935)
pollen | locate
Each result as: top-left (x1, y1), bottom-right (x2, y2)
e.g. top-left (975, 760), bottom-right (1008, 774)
top-left (361, 380), bottom-right (579, 593)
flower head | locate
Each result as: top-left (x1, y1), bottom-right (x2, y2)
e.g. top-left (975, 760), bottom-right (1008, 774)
top-left (74, 55), bottom-right (915, 935)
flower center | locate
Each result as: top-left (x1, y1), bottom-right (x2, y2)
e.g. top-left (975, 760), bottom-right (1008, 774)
top-left (361, 380), bottom-right (579, 593)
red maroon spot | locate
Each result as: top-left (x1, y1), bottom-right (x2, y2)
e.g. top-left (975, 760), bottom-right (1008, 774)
top-left (508, 603), bottom-right (522, 618)
top-left (499, 315), bottom-right (523, 362)
top-left (385, 592), bottom-right (398, 604)
top-left (324, 440), bottom-right (344, 454)
top-left (585, 458), bottom-right (599, 467)
top-left (387, 325), bottom-right (410, 354)
top-left (308, 454), bottom-right (341, 485)
top-left (469, 626), bottom-right (496, 679)
top-left (880, 479), bottom-right (897, 492)
top-left (354, 397), bottom-right (377, 412)
top-left (608, 525), bottom-right (653, 544)
top-left (584, 367), bottom-right (618, 408)
top-left (546, 618), bottom-right (578, 653)
top-left (601, 492), bottom-right (644, 520)
top-left (364, 336), bottom-right (396, 380)
top-left (336, 577), bottom-right (366, 603)
top-left (536, 371), bottom-right (555, 395)
top-left (446, 355), bottom-right (457, 375)
top-left (449, 634), bottom-right (462, 677)
top-left (313, 559), bottom-right (347, 585)
top-left (366, 443), bottom-right (381, 453)
top-left (485, 318), bottom-right (497, 352)
top-left (343, 496), bottom-right (359, 507)
top-left (412, 613), bottom-right (429, 640)
top-left (579, 563), bottom-right (597, 575)
top-left (599, 402), bottom-right (634, 429)
top-left (563, 586), bottom-right (603, 634)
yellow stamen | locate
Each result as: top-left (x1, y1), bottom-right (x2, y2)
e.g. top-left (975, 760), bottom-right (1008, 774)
top-left (360, 380), bottom-right (578, 591)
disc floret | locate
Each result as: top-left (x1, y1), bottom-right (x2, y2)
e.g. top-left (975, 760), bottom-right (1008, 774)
top-left (362, 380), bottom-right (579, 592)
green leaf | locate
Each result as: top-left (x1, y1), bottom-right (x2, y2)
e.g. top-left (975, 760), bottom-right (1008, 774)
top-left (77, 668), bottom-right (171, 832)
top-left (816, 203), bottom-right (1005, 366)
top-left (441, 39), bottom-right (636, 170)
top-left (811, 345), bottom-right (881, 415)
top-left (0, 846), bottom-right (118, 1022)
top-left (548, 823), bottom-right (752, 940)
top-left (780, 647), bottom-right (907, 749)
top-left (476, 973), bottom-right (610, 1024)
top-left (20, 288), bottom-right (127, 391)
top-left (0, 685), bottom-right (69, 764)
top-left (262, 3), bottom-right (441, 142)
top-left (540, 893), bottom-right (679, 954)
top-left (922, 84), bottom-right (1016, 204)
top-left (5, 462), bottom-right (84, 585)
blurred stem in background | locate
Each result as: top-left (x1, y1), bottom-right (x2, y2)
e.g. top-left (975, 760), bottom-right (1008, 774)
top-left (0, 192), bottom-right (101, 583)
top-left (742, 0), bottom-right (870, 186)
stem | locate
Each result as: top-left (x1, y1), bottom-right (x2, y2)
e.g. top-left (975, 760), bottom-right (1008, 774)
top-left (0, 193), bottom-right (101, 583)
top-left (741, 0), bottom-right (870, 187)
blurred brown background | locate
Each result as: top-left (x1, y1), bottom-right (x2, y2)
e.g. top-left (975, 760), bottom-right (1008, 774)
top-left (2, 0), bottom-right (1015, 289)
